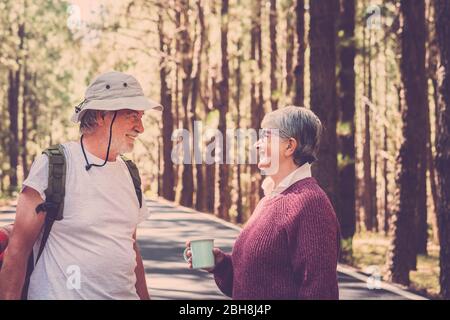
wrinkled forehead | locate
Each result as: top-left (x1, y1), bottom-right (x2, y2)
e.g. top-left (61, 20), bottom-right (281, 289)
top-left (119, 109), bottom-right (144, 116)
top-left (261, 113), bottom-right (280, 130)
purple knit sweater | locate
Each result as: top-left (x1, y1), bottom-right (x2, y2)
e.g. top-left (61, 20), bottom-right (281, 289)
top-left (213, 177), bottom-right (340, 300)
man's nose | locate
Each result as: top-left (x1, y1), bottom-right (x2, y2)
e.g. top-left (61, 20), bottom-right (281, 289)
top-left (135, 119), bottom-right (144, 134)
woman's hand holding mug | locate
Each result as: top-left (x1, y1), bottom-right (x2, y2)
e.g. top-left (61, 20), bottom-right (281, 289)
top-left (184, 239), bottom-right (225, 272)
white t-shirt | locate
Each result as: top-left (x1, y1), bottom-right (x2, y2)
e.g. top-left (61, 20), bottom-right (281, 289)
top-left (22, 141), bottom-right (150, 300)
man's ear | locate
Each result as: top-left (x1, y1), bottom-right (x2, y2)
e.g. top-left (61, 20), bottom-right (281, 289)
top-left (285, 138), bottom-right (298, 157)
top-left (96, 111), bottom-right (106, 127)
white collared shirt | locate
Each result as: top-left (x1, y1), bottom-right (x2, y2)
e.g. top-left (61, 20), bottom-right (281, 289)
top-left (261, 163), bottom-right (312, 197)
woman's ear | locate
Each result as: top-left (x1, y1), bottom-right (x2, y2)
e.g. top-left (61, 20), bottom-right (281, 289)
top-left (285, 138), bottom-right (298, 157)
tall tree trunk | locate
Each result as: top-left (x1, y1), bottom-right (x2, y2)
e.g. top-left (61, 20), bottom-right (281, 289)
top-left (371, 24), bottom-right (380, 234)
top-left (205, 159), bottom-right (215, 213)
top-left (337, 0), bottom-right (356, 263)
top-left (203, 0), bottom-right (215, 214)
top-left (21, 64), bottom-right (29, 179)
top-left (158, 132), bottom-right (162, 196)
top-left (7, 23), bottom-right (25, 194)
top-left (383, 122), bottom-right (389, 235)
top-left (383, 126), bottom-right (389, 236)
top-left (363, 101), bottom-right (374, 231)
top-left (257, 1), bottom-right (265, 202)
top-left (216, 0), bottom-right (231, 221)
top-left (0, 76), bottom-right (6, 194)
top-left (269, 0), bottom-right (278, 110)
top-left (173, 3), bottom-right (182, 198)
top-left (175, 2), bottom-right (181, 130)
top-left (179, 0), bottom-right (194, 208)
top-left (205, 69), bottom-right (217, 214)
top-left (159, 7), bottom-right (175, 201)
top-left (417, 96), bottom-right (431, 255)
top-left (293, 0), bottom-right (305, 106)
top-left (249, 0), bottom-right (264, 215)
top-left (434, 0), bottom-right (450, 300)
top-left (383, 30), bottom-right (390, 236)
top-left (235, 60), bottom-right (243, 224)
top-left (193, 0), bottom-right (205, 211)
top-left (427, 93), bottom-right (439, 244)
top-left (363, 27), bottom-right (374, 232)
top-left (235, 10), bottom-right (244, 224)
top-left (427, 4), bottom-right (440, 245)
top-left (389, 0), bottom-right (428, 285)
top-left (373, 130), bottom-right (379, 233)
top-left (416, 5), bottom-right (430, 253)
top-left (309, 0), bottom-right (339, 207)
top-left (30, 72), bottom-right (38, 144)
top-left (285, 0), bottom-right (294, 97)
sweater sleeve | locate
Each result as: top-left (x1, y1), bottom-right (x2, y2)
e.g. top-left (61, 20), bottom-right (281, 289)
top-left (284, 195), bottom-right (339, 300)
top-left (212, 253), bottom-right (233, 297)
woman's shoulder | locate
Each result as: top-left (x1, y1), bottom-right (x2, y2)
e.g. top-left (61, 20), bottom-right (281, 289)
top-left (281, 177), bottom-right (329, 203)
top-left (278, 178), bottom-right (336, 220)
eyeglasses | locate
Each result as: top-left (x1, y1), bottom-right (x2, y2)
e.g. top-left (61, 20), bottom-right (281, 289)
top-left (260, 128), bottom-right (285, 139)
top-left (260, 128), bottom-right (274, 138)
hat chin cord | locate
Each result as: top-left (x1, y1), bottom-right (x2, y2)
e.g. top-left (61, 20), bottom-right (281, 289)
top-left (80, 111), bottom-right (118, 171)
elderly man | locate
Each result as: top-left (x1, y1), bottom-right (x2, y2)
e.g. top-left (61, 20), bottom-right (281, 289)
top-left (0, 71), bottom-right (162, 300)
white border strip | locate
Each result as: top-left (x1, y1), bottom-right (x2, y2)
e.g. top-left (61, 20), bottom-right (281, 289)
top-left (149, 197), bottom-right (429, 300)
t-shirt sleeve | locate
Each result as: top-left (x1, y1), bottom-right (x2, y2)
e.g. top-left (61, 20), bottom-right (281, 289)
top-left (21, 154), bottom-right (49, 201)
top-left (138, 197), bottom-right (150, 224)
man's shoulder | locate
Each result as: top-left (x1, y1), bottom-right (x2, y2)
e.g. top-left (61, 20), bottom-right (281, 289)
top-left (38, 141), bottom-right (77, 156)
top-left (32, 141), bottom-right (79, 175)
top-left (47, 141), bottom-right (80, 162)
top-left (58, 141), bottom-right (78, 155)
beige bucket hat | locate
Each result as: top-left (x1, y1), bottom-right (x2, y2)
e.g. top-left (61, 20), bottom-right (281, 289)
top-left (71, 71), bottom-right (163, 123)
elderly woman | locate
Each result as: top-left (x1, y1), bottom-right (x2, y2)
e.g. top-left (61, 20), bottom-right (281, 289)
top-left (185, 106), bottom-right (340, 300)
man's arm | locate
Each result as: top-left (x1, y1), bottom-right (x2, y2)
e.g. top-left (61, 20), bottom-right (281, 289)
top-left (0, 225), bottom-right (13, 251)
top-left (0, 224), bottom-right (13, 236)
top-left (0, 187), bottom-right (45, 300)
top-left (133, 230), bottom-right (150, 300)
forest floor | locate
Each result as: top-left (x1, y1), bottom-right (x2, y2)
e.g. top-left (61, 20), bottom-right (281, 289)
top-left (351, 232), bottom-right (440, 299)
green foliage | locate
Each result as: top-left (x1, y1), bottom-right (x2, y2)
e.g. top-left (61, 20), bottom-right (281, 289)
top-left (337, 121), bottom-right (353, 136)
top-left (340, 237), bottom-right (354, 264)
top-left (0, 0), bottom-right (79, 187)
top-left (337, 152), bottom-right (355, 171)
top-left (206, 109), bottom-right (220, 129)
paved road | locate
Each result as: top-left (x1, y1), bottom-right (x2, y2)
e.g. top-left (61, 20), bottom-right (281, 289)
top-left (0, 198), bottom-right (426, 300)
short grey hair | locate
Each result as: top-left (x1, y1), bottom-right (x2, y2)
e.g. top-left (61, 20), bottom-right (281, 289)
top-left (261, 106), bottom-right (322, 166)
top-left (79, 110), bottom-right (109, 134)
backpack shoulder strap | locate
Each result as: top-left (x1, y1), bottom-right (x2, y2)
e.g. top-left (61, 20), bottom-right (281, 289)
top-left (120, 155), bottom-right (143, 208)
top-left (35, 144), bottom-right (66, 261)
top-left (40, 144), bottom-right (66, 221)
top-left (22, 144), bottom-right (66, 299)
